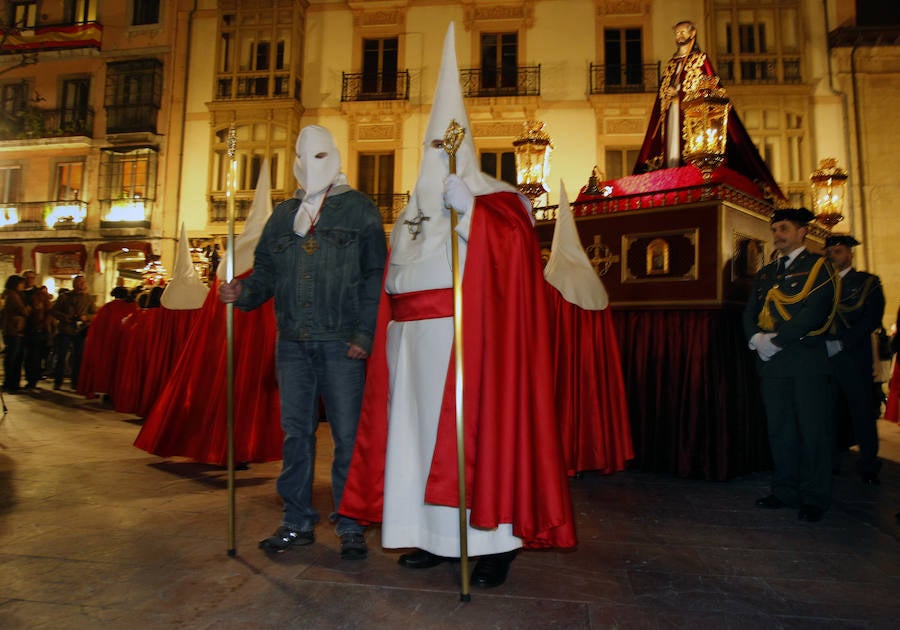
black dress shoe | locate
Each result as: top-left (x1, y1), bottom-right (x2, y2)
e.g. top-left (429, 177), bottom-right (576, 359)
top-left (861, 472), bottom-right (881, 485)
top-left (471, 550), bottom-right (517, 589)
top-left (398, 549), bottom-right (449, 569)
top-left (798, 505), bottom-right (824, 522)
top-left (755, 495), bottom-right (786, 509)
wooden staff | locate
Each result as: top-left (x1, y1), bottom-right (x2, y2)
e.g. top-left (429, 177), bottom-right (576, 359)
top-left (225, 123), bottom-right (237, 556)
top-left (442, 119), bottom-right (470, 602)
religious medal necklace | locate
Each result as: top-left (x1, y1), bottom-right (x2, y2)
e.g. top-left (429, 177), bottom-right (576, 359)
top-left (302, 183), bottom-right (333, 255)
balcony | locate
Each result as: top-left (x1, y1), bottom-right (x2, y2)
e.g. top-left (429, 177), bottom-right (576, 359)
top-left (460, 65), bottom-right (541, 98)
top-left (0, 106), bottom-right (94, 141)
top-left (716, 55), bottom-right (802, 84)
top-left (368, 192), bottom-right (410, 224)
top-left (208, 194), bottom-right (291, 223)
top-left (215, 72), bottom-right (295, 100)
top-left (0, 200), bottom-right (87, 231)
top-left (341, 71), bottom-right (410, 102)
top-left (590, 63), bottom-right (660, 94)
top-left (0, 21), bottom-right (102, 55)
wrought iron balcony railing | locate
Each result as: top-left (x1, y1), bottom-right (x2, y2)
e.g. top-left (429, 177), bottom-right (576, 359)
top-left (0, 200), bottom-right (87, 231)
top-left (716, 55), bottom-right (802, 84)
top-left (208, 194), bottom-right (291, 223)
top-left (0, 107), bottom-right (94, 140)
top-left (459, 65), bottom-right (541, 98)
top-left (215, 72), bottom-right (294, 100)
top-left (0, 21), bottom-right (102, 55)
top-left (367, 192), bottom-right (410, 224)
top-left (341, 71), bottom-right (410, 102)
top-left (590, 62), bottom-right (660, 94)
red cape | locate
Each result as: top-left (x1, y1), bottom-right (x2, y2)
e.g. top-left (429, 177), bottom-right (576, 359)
top-left (133, 278), bottom-right (283, 465)
top-left (546, 287), bottom-right (634, 475)
top-left (78, 299), bottom-right (138, 396)
top-left (341, 192), bottom-right (576, 549)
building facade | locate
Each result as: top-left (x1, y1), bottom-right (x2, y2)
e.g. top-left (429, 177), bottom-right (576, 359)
top-left (1, 0), bottom-right (897, 312)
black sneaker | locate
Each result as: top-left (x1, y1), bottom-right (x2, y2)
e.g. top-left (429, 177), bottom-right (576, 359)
top-left (258, 525), bottom-right (314, 553)
top-left (339, 532), bottom-right (368, 560)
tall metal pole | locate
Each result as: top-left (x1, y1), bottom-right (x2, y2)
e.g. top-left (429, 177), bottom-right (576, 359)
top-left (442, 119), bottom-right (470, 602)
top-left (225, 123), bottom-right (237, 557)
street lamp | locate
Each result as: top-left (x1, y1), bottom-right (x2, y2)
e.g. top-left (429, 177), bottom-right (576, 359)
top-left (810, 157), bottom-right (848, 230)
top-left (681, 75), bottom-right (731, 181)
top-left (513, 120), bottom-right (553, 202)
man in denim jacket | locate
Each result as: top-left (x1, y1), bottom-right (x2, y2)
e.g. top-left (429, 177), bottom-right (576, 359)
top-left (220, 125), bottom-right (387, 560)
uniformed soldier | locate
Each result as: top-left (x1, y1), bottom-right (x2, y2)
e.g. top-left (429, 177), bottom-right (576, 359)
top-left (824, 234), bottom-right (886, 484)
top-left (743, 208), bottom-right (840, 522)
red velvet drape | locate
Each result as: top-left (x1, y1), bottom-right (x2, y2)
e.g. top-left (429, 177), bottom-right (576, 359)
top-left (612, 308), bottom-right (771, 479)
top-left (77, 299), bottom-right (139, 396)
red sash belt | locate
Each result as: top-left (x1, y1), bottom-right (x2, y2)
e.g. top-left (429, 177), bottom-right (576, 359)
top-left (390, 289), bottom-right (454, 322)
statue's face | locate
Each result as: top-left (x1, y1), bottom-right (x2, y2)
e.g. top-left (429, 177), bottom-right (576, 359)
top-left (674, 24), bottom-right (695, 46)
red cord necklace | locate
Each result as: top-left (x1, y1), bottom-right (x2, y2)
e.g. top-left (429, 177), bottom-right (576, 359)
top-left (302, 183), bottom-right (333, 255)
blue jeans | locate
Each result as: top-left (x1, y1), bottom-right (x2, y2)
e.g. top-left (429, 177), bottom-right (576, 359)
top-left (275, 338), bottom-right (365, 535)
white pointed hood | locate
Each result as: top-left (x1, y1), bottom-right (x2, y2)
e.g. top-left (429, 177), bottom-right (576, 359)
top-left (217, 158), bottom-right (274, 281)
top-left (390, 22), bottom-right (520, 264)
top-left (161, 223), bottom-right (209, 310)
top-left (543, 180), bottom-right (609, 310)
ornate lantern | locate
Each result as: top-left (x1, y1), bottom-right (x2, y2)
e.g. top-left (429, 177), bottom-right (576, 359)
top-left (810, 158), bottom-right (848, 230)
top-left (513, 120), bottom-right (553, 201)
top-left (681, 75), bottom-right (731, 181)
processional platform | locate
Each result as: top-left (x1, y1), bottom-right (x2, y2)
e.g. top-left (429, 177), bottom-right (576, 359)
top-left (535, 165), bottom-right (825, 479)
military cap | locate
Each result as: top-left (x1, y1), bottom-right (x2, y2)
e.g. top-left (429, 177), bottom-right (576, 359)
top-left (824, 234), bottom-right (860, 248)
top-left (770, 207), bottom-right (815, 225)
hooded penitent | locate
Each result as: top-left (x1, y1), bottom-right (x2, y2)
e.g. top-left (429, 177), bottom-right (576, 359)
top-left (161, 222), bottom-right (208, 310)
top-left (291, 125), bottom-right (348, 237)
top-left (217, 158), bottom-right (274, 281)
top-left (389, 22), bottom-right (520, 265)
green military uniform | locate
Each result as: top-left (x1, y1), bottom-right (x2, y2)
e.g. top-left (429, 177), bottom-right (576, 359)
top-left (743, 248), bottom-right (840, 510)
top-left (827, 265), bottom-right (885, 477)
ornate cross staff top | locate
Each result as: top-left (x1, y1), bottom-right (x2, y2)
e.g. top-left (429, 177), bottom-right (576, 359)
top-left (442, 119), bottom-right (465, 174)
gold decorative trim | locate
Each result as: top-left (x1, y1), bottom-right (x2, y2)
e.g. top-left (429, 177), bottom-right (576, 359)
top-left (621, 228), bottom-right (699, 283)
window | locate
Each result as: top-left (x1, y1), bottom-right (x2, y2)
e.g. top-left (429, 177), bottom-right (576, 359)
top-left (362, 38), bottom-right (399, 96)
top-left (0, 166), bottom-right (22, 203)
top-left (480, 150), bottom-right (517, 188)
top-left (1, 82), bottom-right (27, 117)
top-left (604, 29), bottom-right (643, 89)
top-left (56, 162), bottom-right (84, 200)
top-left (105, 59), bottom-right (162, 134)
top-left (98, 147), bottom-right (158, 224)
top-left (605, 148), bottom-right (641, 180)
top-left (741, 107), bottom-right (805, 200)
top-left (358, 153), bottom-right (396, 221)
top-left (481, 33), bottom-right (518, 92)
top-left (65, 0), bottom-right (97, 24)
top-left (60, 78), bottom-right (90, 131)
top-left (713, 0), bottom-right (801, 84)
top-left (216, 8), bottom-right (294, 100)
top-left (132, 0), bottom-right (159, 26)
top-left (209, 122), bottom-right (288, 222)
top-left (10, 1), bottom-right (37, 29)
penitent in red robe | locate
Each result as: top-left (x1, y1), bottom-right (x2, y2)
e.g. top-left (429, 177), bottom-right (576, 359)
top-left (133, 278), bottom-right (283, 465)
top-left (340, 192), bottom-right (576, 549)
top-left (77, 298), bottom-right (138, 397)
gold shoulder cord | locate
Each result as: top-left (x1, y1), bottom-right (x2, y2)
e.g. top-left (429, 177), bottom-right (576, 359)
top-left (830, 275), bottom-right (874, 333)
top-left (757, 257), bottom-right (841, 336)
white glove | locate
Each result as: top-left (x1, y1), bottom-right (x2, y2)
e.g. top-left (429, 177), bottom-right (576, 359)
top-left (443, 174), bottom-right (474, 216)
top-left (751, 332), bottom-right (782, 362)
top-left (825, 339), bottom-right (843, 357)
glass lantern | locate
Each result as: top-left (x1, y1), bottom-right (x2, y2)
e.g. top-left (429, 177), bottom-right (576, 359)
top-left (681, 75), bottom-right (731, 181)
top-left (513, 120), bottom-right (553, 201)
top-left (810, 158), bottom-right (848, 230)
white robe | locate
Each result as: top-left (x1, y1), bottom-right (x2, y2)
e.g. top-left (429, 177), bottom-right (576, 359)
top-left (380, 216), bottom-right (521, 557)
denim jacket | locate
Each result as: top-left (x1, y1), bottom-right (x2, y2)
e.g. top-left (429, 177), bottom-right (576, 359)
top-left (235, 186), bottom-right (387, 353)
